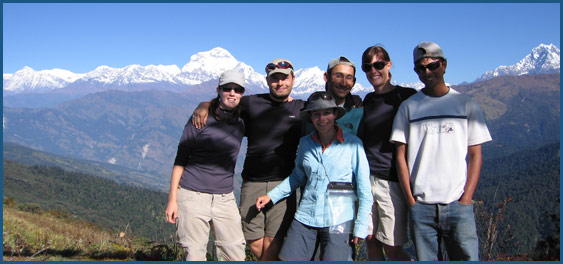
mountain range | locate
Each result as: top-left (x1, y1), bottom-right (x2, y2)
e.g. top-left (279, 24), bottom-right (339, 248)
top-left (4, 44), bottom-right (560, 104)
top-left (476, 44), bottom-right (560, 82)
top-left (2, 47), bottom-right (346, 100)
top-left (2, 43), bottom-right (560, 181)
top-left (3, 73), bottom-right (559, 182)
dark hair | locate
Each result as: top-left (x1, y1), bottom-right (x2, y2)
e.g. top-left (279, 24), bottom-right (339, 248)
top-left (209, 95), bottom-right (241, 124)
top-left (362, 45), bottom-right (391, 64)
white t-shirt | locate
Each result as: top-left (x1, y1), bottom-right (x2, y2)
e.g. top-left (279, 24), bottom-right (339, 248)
top-left (390, 88), bottom-right (492, 204)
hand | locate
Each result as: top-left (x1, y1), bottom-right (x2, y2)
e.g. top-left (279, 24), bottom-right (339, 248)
top-left (256, 195), bottom-right (271, 211)
top-left (458, 196), bottom-right (473, 205)
top-left (286, 95), bottom-right (294, 102)
top-left (408, 196), bottom-right (417, 206)
top-left (165, 201), bottom-right (178, 224)
top-left (352, 237), bottom-right (363, 245)
top-left (191, 102), bottom-right (210, 129)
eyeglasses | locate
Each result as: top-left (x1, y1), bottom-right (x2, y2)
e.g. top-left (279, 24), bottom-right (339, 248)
top-left (361, 61), bottom-right (388, 72)
top-left (309, 92), bottom-right (333, 101)
top-left (415, 61), bottom-right (441, 72)
top-left (220, 86), bottom-right (245, 94)
top-left (265, 61), bottom-right (293, 74)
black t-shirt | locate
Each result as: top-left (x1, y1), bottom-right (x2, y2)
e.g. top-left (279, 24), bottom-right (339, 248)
top-left (240, 94), bottom-right (305, 182)
top-left (359, 86), bottom-right (417, 181)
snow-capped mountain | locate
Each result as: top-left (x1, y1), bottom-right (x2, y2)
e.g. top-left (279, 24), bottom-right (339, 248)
top-left (85, 64), bottom-right (182, 85)
top-left (4, 44), bottom-right (559, 99)
top-left (3, 47), bottom-right (267, 96)
top-left (177, 47), bottom-right (266, 88)
top-left (476, 43), bottom-right (560, 82)
top-left (3, 66), bottom-right (85, 94)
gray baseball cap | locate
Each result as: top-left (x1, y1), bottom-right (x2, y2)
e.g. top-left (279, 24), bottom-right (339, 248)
top-left (219, 70), bottom-right (245, 87)
top-left (300, 91), bottom-right (346, 122)
top-left (413, 41), bottom-right (446, 63)
top-left (327, 56), bottom-right (355, 72)
top-left (266, 58), bottom-right (294, 77)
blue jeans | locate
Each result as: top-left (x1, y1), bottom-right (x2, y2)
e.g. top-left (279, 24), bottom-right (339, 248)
top-left (409, 201), bottom-right (479, 261)
top-left (278, 219), bottom-right (353, 261)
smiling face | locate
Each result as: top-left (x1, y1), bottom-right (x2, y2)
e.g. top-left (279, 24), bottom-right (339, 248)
top-left (324, 64), bottom-right (355, 105)
top-left (414, 57), bottom-right (447, 89)
top-left (217, 83), bottom-right (244, 110)
top-left (310, 108), bottom-right (336, 136)
top-left (365, 56), bottom-right (392, 89)
top-left (266, 72), bottom-right (294, 101)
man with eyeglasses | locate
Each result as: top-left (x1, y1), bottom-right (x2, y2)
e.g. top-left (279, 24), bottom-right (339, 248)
top-left (323, 56), bottom-right (363, 134)
top-left (191, 59), bottom-right (305, 260)
top-left (390, 41), bottom-right (492, 261)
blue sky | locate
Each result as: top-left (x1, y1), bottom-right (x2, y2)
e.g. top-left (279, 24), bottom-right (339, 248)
top-left (3, 3), bottom-right (560, 86)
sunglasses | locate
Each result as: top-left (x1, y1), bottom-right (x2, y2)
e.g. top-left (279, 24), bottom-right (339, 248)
top-left (416, 61), bottom-right (441, 72)
top-left (309, 91), bottom-right (333, 101)
top-left (265, 61), bottom-right (293, 74)
top-left (220, 86), bottom-right (245, 94)
top-left (361, 61), bottom-right (388, 72)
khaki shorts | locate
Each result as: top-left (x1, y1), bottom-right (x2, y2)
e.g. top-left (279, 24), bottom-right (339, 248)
top-left (239, 180), bottom-right (296, 241)
top-left (368, 177), bottom-right (409, 246)
top-left (176, 188), bottom-right (246, 261)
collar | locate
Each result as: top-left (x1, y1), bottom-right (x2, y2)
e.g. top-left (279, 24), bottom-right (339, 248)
top-left (312, 125), bottom-right (344, 152)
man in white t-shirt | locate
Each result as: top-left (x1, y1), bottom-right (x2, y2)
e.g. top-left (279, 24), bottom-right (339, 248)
top-left (390, 41), bottom-right (492, 261)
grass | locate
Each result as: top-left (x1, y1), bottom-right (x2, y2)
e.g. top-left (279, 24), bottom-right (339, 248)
top-left (3, 200), bottom-right (183, 261)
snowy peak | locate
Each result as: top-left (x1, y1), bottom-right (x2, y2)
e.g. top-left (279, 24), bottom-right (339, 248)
top-left (3, 66), bottom-right (84, 93)
top-left (178, 47), bottom-right (264, 86)
top-left (476, 43), bottom-right (560, 82)
top-left (181, 47), bottom-right (239, 73)
top-left (86, 64), bottom-right (182, 85)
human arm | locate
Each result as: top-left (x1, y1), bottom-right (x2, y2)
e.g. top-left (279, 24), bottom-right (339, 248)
top-left (191, 101), bottom-right (211, 129)
top-left (396, 142), bottom-right (416, 206)
top-left (459, 144), bottom-right (482, 205)
top-left (266, 140), bottom-right (308, 204)
top-left (165, 165), bottom-right (184, 224)
top-left (255, 194), bottom-right (271, 211)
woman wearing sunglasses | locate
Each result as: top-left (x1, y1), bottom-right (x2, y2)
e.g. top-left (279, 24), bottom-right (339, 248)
top-left (358, 45), bottom-right (417, 261)
top-left (255, 91), bottom-right (373, 261)
top-left (165, 70), bottom-right (247, 261)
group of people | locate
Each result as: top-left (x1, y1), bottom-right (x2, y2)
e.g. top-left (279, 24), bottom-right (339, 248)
top-left (165, 41), bottom-right (492, 261)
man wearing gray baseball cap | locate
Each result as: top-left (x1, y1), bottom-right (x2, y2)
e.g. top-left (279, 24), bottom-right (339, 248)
top-left (390, 41), bottom-right (492, 261)
top-left (324, 56), bottom-right (363, 134)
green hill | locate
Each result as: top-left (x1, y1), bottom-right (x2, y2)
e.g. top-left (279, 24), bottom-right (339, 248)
top-left (3, 203), bottom-right (182, 261)
top-left (3, 160), bottom-right (173, 241)
top-left (3, 141), bottom-right (168, 191)
top-left (474, 142), bottom-right (560, 259)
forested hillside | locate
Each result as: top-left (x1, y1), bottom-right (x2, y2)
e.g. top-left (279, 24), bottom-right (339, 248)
top-left (474, 142), bottom-right (560, 259)
top-left (3, 160), bottom-right (173, 241)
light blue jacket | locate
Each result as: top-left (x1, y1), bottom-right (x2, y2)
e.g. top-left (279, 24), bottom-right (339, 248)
top-left (268, 128), bottom-right (373, 238)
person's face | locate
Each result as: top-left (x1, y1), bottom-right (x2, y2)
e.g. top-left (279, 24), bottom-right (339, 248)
top-left (324, 65), bottom-right (355, 104)
top-left (266, 73), bottom-right (294, 101)
top-left (414, 58), bottom-right (447, 88)
top-left (310, 108), bottom-right (336, 135)
top-left (364, 56), bottom-right (392, 89)
top-left (217, 83), bottom-right (244, 109)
